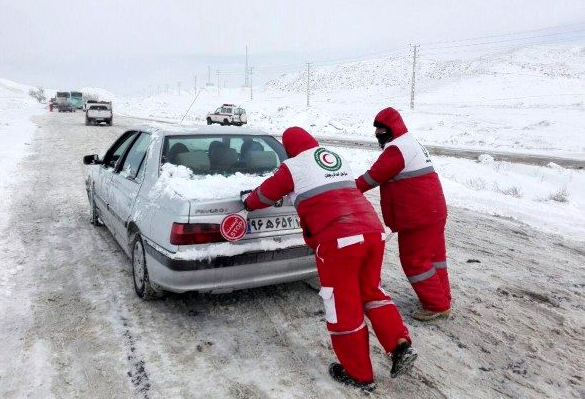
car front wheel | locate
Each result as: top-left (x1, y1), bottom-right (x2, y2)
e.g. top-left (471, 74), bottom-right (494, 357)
top-left (132, 235), bottom-right (162, 300)
top-left (88, 186), bottom-right (103, 226)
top-left (207, 117), bottom-right (212, 125)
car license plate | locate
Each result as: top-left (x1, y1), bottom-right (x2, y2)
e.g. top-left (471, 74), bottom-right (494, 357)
top-left (247, 215), bottom-right (301, 233)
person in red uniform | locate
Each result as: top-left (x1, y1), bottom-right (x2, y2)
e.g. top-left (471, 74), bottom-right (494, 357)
top-left (355, 107), bottom-right (452, 321)
top-left (243, 126), bottom-right (417, 391)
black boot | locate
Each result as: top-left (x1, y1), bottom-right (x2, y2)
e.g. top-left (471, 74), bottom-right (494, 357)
top-left (328, 363), bottom-right (376, 392)
top-left (390, 342), bottom-right (418, 378)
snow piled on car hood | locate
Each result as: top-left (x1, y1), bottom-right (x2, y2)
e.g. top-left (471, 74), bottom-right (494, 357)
top-left (152, 163), bottom-right (267, 201)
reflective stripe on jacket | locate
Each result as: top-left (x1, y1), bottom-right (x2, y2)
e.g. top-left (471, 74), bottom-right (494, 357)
top-left (357, 132), bottom-right (447, 231)
top-left (247, 146), bottom-right (384, 248)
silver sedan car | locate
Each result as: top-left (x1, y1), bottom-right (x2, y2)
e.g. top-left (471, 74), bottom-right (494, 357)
top-left (83, 125), bottom-right (316, 299)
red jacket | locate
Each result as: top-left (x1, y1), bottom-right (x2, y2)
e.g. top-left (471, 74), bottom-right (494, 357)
top-left (356, 110), bottom-right (447, 232)
top-left (246, 127), bottom-right (383, 248)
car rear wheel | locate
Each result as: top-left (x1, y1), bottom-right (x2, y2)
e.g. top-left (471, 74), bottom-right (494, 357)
top-left (132, 235), bottom-right (162, 300)
top-left (207, 117), bottom-right (212, 125)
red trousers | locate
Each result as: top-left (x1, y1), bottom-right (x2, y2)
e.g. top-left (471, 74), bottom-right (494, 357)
top-left (315, 232), bottom-right (411, 383)
top-left (398, 219), bottom-right (451, 312)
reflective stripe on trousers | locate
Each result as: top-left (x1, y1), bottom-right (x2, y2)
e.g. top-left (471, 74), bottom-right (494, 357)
top-left (329, 321), bottom-right (366, 336)
top-left (364, 299), bottom-right (395, 312)
top-left (407, 261), bottom-right (448, 284)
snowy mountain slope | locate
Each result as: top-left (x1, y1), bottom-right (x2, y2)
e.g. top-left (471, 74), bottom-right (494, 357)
top-left (264, 45), bottom-right (585, 95)
top-left (255, 45), bottom-right (585, 160)
top-left (0, 78), bottom-right (37, 96)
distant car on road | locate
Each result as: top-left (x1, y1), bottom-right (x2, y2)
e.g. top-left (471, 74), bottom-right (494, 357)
top-left (85, 103), bottom-right (113, 126)
top-left (83, 126), bottom-right (314, 299)
top-left (207, 104), bottom-right (247, 126)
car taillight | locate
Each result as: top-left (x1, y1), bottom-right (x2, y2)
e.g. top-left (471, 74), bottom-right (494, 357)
top-left (170, 223), bottom-right (227, 245)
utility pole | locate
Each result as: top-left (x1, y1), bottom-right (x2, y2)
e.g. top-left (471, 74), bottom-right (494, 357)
top-left (250, 67), bottom-right (254, 101)
top-left (193, 75), bottom-right (197, 92)
top-left (244, 45), bottom-right (249, 86)
top-left (177, 81), bottom-right (181, 95)
top-left (217, 70), bottom-right (220, 96)
top-left (410, 44), bottom-right (419, 110)
top-left (306, 62), bottom-right (312, 107)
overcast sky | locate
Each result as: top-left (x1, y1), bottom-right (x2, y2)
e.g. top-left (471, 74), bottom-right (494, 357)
top-left (1, 0), bottom-right (584, 94)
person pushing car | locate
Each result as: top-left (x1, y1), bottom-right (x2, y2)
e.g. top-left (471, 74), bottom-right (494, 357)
top-left (355, 107), bottom-right (452, 321)
top-left (243, 126), bottom-right (417, 392)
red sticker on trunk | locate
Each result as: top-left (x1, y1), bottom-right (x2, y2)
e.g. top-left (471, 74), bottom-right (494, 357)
top-left (220, 214), bottom-right (248, 241)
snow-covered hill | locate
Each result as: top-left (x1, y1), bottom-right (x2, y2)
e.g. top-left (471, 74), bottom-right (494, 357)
top-left (264, 45), bottom-right (585, 96)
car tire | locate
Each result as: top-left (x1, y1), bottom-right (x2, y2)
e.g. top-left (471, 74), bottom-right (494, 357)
top-left (88, 187), bottom-right (103, 226)
top-left (131, 234), bottom-right (163, 300)
top-left (207, 117), bottom-right (212, 125)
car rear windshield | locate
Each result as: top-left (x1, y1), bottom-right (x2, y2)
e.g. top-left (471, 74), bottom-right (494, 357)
top-left (89, 105), bottom-right (108, 110)
top-left (162, 134), bottom-right (287, 176)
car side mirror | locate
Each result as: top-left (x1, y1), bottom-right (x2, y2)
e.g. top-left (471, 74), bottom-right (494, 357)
top-left (83, 154), bottom-right (102, 165)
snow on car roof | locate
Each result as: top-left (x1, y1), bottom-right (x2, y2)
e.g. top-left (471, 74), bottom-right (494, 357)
top-left (129, 123), bottom-right (274, 138)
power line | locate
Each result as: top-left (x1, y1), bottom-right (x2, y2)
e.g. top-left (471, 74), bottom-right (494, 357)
top-left (418, 34), bottom-right (585, 57)
top-left (422, 27), bottom-right (585, 51)
top-left (419, 21), bottom-right (585, 47)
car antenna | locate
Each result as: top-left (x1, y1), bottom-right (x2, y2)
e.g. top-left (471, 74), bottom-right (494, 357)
top-left (180, 88), bottom-right (203, 124)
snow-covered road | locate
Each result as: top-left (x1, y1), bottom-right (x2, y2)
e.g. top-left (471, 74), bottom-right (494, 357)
top-left (1, 112), bottom-right (583, 399)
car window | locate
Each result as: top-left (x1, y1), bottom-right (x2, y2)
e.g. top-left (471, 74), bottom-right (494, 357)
top-left (215, 108), bottom-right (221, 113)
top-left (162, 134), bottom-right (287, 176)
top-left (103, 132), bottom-right (139, 169)
top-left (120, 133), bottom-right (151, 179)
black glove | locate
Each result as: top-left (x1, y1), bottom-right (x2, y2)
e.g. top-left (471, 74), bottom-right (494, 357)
top-left (240, 190), bottom-right (253, 211)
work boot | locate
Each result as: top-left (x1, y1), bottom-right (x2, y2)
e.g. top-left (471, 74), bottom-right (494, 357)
top-left (390, 342), bottom-right (418, 378)
top-left (412, 308), bottom-right (451, 321)
top-left (328, 363), bottom-right (376, 392)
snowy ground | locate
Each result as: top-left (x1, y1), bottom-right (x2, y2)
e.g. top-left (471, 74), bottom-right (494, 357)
top-left (0, 111), bottom-right (583, 399)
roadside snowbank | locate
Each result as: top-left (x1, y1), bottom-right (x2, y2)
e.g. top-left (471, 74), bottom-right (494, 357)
top-left (335, 146), bottom-right (585, 241)
top-left (0, 79), bottom-right (45, 217)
